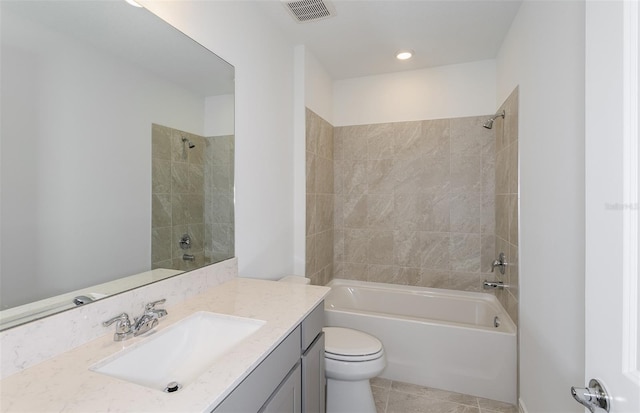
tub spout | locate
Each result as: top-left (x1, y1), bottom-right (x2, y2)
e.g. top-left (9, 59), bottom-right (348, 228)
top-left (483, 280), bottom-right (505, 290)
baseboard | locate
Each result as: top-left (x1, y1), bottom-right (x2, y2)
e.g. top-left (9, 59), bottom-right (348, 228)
top-left (519, 398), bottom-right (529, 413)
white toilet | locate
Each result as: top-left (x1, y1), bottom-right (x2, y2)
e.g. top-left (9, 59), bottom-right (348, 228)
top-left (323, 327), bottom-right (386, 413)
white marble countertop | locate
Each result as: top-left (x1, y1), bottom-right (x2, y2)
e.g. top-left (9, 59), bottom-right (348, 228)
top-left (0, 278), bottom-right (330, 413)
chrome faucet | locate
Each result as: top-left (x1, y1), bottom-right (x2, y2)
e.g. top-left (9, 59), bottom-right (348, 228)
top-left (103, 299), bottom-right (168, 341)
top-left (102, 313), bottom-right (134, 342)
top-left (483, 280), bottom-right (505, 290)
top-left (491, 252), bottom-right (508, 275)
top-left (132, 299), bottom-right (168, 336)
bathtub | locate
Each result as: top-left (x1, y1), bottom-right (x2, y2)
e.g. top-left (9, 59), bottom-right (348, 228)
top-left (324, 279), bottom-right (517, 404)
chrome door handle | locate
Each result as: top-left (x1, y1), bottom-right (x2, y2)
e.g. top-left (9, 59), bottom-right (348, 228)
top-left (571, 379), bottom-right (610, 412)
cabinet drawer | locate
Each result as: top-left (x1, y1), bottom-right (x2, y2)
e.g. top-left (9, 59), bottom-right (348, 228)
top-left (301, 301), bottom-right (324, 351)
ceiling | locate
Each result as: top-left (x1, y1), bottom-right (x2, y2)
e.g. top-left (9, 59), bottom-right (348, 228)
top-left (256, 0), bottom-right (523, 80)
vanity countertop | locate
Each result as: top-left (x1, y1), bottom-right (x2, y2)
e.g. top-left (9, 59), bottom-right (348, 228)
top-left (0, 278), bottom-right (330, 413)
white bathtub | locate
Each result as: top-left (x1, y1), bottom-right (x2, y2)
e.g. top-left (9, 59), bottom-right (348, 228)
top-left (324, 279), bottom-right (517, 404)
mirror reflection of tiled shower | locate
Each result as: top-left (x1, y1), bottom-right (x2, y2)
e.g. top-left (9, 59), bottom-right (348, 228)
top-left (151, 124), bottom-right (234, 271)
top-left (492, 87), bottom-right (519, 326)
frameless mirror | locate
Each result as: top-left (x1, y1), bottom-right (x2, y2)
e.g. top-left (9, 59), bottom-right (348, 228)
top-left (0, 0), bottom-right (235, 330)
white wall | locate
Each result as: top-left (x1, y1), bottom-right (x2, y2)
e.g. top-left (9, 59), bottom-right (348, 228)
top-left (333, 59), bottom-right (496, 126)
top-left (204, 94), bottom-right (235, 137)
top-left (1, 9), bottom-right (205, 308)
top-left (304, 50), bottom-right (334, 124)
top-left (496, 1), bottom-right (585, 412)
top-left (142, 1), bottom-right (296, 279)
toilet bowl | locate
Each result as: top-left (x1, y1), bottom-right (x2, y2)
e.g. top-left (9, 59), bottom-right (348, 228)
top-left (323, 327), bottom-right (386, 413)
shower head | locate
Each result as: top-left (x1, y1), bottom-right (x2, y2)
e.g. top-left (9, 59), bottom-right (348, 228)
top-left (483, 110), bottom-right (505, 129)
top-left (181, 137), bottom-right (195, 149)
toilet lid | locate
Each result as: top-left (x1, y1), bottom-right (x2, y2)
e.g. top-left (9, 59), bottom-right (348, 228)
top-left (323, 327), bottom-right (383, 361)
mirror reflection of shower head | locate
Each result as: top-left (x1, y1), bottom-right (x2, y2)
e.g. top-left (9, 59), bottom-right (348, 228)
top-left (182, 136), bottom-right (195, 149)
top-left (483, 110), bottom-right (506, 129)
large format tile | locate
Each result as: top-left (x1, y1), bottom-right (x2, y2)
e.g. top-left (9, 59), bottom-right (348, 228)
top-left (387, 391), bottom-right (480, 413)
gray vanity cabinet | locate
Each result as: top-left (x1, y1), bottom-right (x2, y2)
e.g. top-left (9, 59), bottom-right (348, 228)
top-left (260, 363), bottom-right (302, 413)
top-left (212, 301), bottom-right (325, 413)
top-left (301, 304), bottom-right (326, 413)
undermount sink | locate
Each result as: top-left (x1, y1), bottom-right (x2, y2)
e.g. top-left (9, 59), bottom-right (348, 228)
top-left (90, 311), bottom-right (266, 392)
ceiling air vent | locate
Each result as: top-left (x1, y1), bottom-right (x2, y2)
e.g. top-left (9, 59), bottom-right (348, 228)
top-left (281, 0), bottom-right (337, 23)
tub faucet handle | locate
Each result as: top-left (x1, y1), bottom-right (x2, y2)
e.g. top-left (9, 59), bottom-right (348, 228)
top-left (491, 252), bottom-right (507, 275)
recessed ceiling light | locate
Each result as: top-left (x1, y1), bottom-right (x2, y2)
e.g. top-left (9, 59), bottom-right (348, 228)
top-left (396, 50), bottom-right (414, 60)
top-left (125, 0), bottom-right (143, 8)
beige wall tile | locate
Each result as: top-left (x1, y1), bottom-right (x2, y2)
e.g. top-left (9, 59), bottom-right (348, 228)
top-left (367, 159), bottom-right (395, 194)
top-left (495, 147), bottom-right (509, 195)
top-left (508, 139), bottom-right (519, 194)
top-left (368, 230), bottom-right (395, 264)
top-left (305, 234), bottom-right (317, 275)
top-left (495, 194), bottom-right (509, 241)
top-left (343, 160), bottom-right (368, 195)
top-left (316, 194), bottom-right (334, 233)
top-left (509, 194), bottom-right (519, 245)
top-left (394, 155), bottom-right (427, 194)
top-left (317, 117), bottom-right (334, 160)
top-left (367, 123), bottom-right (395, 160)
top-left (451, 155), bottom-right (481, 193)
top-left (151, 227), bottom-right (172, 264)
top-left (315, 156), bottom-right (334, 194)
top-left (305, 108), bottom-right (318, 155)
top-left (451, 116), bottom-right (493, 156)
top-left (333, 159), bottom-right (343, 195)
top-left (344, 262), bottom-right (367, 281)
top-left (420, 232), bottom-right (451, 270)
top-left (342, 125), bottom-right (369, 160)
top-left (344, 193), bottom-right (368, 228)
top-left (450, 233), bottom-right (481, 273)
top-left (306, 151), bottom-right (317, 193)
top-left (504, 87), bottom-right (519, 144)
top-left (417, 269), bottom-right (450, 288)
top-left (480, 234), bottom-right (496, 273)
top-left (333, 229), bottom-right (344, 263)
top-left (333, 127), bottom-right (344, 161)
top-left (450, 192), bottom-right (481, 233)
top-left (334, 195), bottom-right (344, 228)
top-left (421, 118), bottom-right (450, 157)
top-left (367, 264), bottom-right (404, 284)
top-left (367, 194), bottom-right (395, 228)
top-left (508, 242), bottom-right (519, 298)
top-left (393, 121), bottom-right (422, 159)
top-left (448, 272), bottom-right (486, 292)
top-left (317, 230), bottom-right (334, 270)
top-left (345, 228), bottom-right (369, 263)
top-left (480, 193), bottom-right (495, 234)
top-left (394, 230), bottom-right (422, 267)
top-left (481, 154), bottom-right (496, 194)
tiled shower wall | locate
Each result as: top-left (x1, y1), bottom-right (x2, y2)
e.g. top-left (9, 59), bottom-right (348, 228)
top-left (204, 135), bottom-right (235, 263)
top-left (331, 117), bottom-right (497, 290)
top-left (305, 109), bottom-right (335, 285)
top-left (493, 88), bottom-right (519, 325)
top-left (152, 124), bottom-right (206, 271)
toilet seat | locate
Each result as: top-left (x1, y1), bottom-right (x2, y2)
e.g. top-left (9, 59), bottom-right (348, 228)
top-left (323, 327), bottom-right (384, 362)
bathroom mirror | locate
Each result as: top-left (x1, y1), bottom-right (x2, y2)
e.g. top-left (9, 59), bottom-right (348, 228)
top-left (0, 1), bottom-right (235, 330)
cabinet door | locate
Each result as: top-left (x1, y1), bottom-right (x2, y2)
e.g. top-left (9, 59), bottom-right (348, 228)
top-left (260, 363), bottom-right (302, 413)
top-left (302, 332), bottom-right (325, 413)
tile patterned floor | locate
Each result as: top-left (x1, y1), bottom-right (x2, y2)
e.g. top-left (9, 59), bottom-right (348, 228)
top-left (371, 378), bottom-right (519, 413)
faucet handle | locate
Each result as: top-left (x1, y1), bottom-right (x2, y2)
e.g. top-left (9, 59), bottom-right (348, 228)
top-left (103, 313), bottom-right (130, 328)
top-left (145, 299), bottom-right (168, 318)
top-left (102, 313), bottom-right (133, 341)
top-left (145, 299), bottom-right (166, 310)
